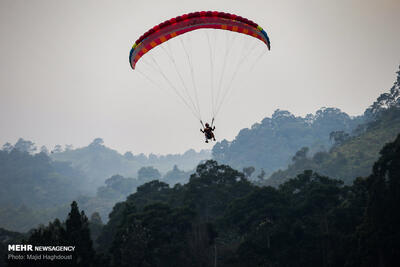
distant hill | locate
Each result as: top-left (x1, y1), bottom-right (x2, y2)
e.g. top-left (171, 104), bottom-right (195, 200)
top-left (266, 107), bottom-right (400, 186)
top-left (76, 165), bottom-right (193, 223)
top-left (0, 137), bottom-right (205, 231)
top-left (51, 138), bottom-right (210, 191)
top-left (212, 108), bottom-right (364, 177)
top-left (0, 150), bottom-right (85, 209)
top-left (0, 149), bottom-right (86, 231)
top-left (265, 65), bottom-right (400, 186)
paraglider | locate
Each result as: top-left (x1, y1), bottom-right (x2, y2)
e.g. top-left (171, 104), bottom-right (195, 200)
top-left (200, 122), bottom-right (216, 143)
top-left (129, 11), bottom-right (270, 142)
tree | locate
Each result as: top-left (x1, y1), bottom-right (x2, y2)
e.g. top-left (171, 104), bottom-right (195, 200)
top-left (40, 145), bottom-right (49, 155)
top-left (354, 134), bottom-right (400, 267)
top-left (89, 138), bottom-right (104, 147)
top-left (329, 130), bottom-right (350, 146)
top-left (52, 144), bottom-right (63, 153)
top-left (292, 147), bottom-right (309, 162)
top-left (103, 174), bottom-right (137, 195)
top-left (257, 168), bottom-right (266, 181)
top-left (365, 64), bottom-right (400, 118)
top-left (105, 174), bottom-right (125, 187)
top-left (1, 142), bottom-right (13, 152)
top-left (90, 212), bottom-right (103, 225)
top-left (185, 160), bottom-right (253, 222)
top-left (123, 151), bottom-right (134, 160)
top-left (89, 212), bottom-right (104, 249)
top-left (9, 202), bottom-right (97, 267)
top-left (242, 166), bottom-right (255, 179)
top-left (163, 165), bottom-right (188, 186)
top-left (313, 151), bottom-right (329, 164)
top-left (111, 218), bottom-right (151, 267)
top-left (110, 203), bottom-right (196, 267)
top-left (66, 201), bottom-right (95, 267)
top-left (14, 138), bottom-right (36, 154)
top-left (233, 171), bottom-right (345, 267)
top-left (138, 166), bottom-right (161, 183)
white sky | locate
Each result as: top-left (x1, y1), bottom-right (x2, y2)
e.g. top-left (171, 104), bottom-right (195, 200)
top-left (0, 0), bottom-right (399, 155)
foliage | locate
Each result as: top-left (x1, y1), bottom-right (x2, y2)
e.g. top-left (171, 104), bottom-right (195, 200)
top-left (138, 166), bottom-right (161, 183)
top-left (95, 160), bottom-right (253, 265)
top-left (4, 134), bottom-right (400, 266)
top-left (50, 139), bottom-right (210, 192)
top-left (73, 164), bottom-right (192, 228)
top-left (267, 107), bottom-right (400, 186)
top-left (76, 165), bottom-right (184, 225)
top-left (0, 228), bottom-right (25, 267)
top-left (242, 166), bottom-right (255, 179)
top-left (110, 203), bottom-right (196, 267)
top-left (7, 202), bottom-right (96, 267)
top-left (162, 165), bottom-right (192, 186)
top-left (0, 149), bottom-right (86, 232)
top-left (364, 65), bottom-right (400, 119)
top-left (351, 133), bottom-right (400, 266)
top-left (212, 108), bottom-right (363, 176)
top-left (99, 136), bottom-right (400, 266)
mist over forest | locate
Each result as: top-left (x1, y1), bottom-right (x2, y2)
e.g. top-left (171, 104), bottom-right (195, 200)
top-left (1, 65), bottom-right (400, 266)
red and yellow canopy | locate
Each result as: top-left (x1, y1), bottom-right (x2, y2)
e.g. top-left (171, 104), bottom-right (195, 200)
top-left (129, 11), bottom-right (270, 69)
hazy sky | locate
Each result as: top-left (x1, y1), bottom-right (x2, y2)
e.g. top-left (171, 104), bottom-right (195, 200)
top-left (0, 0), bottom-right (399, 155)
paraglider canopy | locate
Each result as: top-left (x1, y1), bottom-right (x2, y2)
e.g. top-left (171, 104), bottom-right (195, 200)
top-left (130, 11), bottom-right (270, 69)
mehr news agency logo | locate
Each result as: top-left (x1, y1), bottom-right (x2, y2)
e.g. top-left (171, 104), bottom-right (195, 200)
top-left (8, 244), bottom-right (75, 261)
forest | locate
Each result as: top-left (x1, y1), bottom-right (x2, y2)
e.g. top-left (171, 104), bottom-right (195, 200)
top-left (1, 66), bottom-right (400, 266)
top-left (2, 132), bottom-right (400, 266)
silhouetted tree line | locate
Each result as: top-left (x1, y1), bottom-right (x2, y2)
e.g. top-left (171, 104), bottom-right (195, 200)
top-left (267, 107), bottom-right (400, 186)
top-left (3, 133), bottom-right (400, 266)
top-left (212, 108), bottom-right (364, 177)
top-left (50, 138), bottom-right (209, 191)
top-left (0, 147), bottom-right (87, 232)
top-left (0, 143), bottom-right (193, 232)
